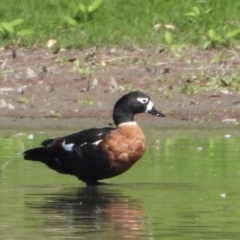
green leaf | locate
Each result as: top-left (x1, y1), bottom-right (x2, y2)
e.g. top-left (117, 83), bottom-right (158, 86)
top-left (192, 6), bottom-right (200, 16)
top-left (184, 12), bottom-right (197, 17)
top-left (205, 8), bottom-right (213, 14)
top-left (79, 3), bottom-right (87, 14)
top-left (164, 31), bottom-right (173, 44)
top-left (171, 44), bottom-right (185, 51)
top-left (79, 97), bottom-right (93, 105)
top-left (223, 25), bottom-right (228, 32)
top-left (1, 22), bottom-right (14, 34)
top-left (226, 29), bottom-right (240, 39)
top-left (88, 0), bottom-right (102, 13)
top-left (210, 56), bottom-right (221, 63)
top-left (0, 25), bottom-right (4, 33)
top-left (47, 111), bottom-right (61, 118)
top-left (215, 35), bottom-right (223, 43)
top-left (17, 29), bottom-right (33, 36)
top-left (64, 16), bottom-right (78, 26)
top-left (203, 40), bottom-right (211, 49)
top-left (208, 29), bottom-right (216, 40)
top-left (10, 18), bottom-right (24, 27)
top-left (16, 97), bottom-right (29, 104)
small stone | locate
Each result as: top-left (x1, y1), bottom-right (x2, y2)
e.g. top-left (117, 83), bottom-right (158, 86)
top-left (0, 88), bottom-right (14, 93)
top-left (0, 99), bottom-right (7, 108)
top-left (220, 193), bottom-right (226, 198)
top-left (108, 78), bottom-right (118, 93)
top-left (220, 89), bottom-right (231, 95)
top-left (110, 48), bottom-right (117, 54)
top-left (27, 134), bottom-right (34, 140)
top-left (91, 78), bottom-right (98, 87)
top-left (7, 104), bottom-right (15, 109)
top-left (27, 67), bottom-right (37, 79)
top-left (224, 134), bottom-right (231, 138)
top-left (222, 118), bottom-right (237, 123)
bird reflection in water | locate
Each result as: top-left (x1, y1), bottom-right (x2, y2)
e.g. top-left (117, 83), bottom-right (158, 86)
top-left (26, 186), bottom-right (146, 239)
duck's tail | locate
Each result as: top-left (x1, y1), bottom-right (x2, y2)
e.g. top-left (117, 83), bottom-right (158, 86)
top-left (23, 147), bottom-right (71, 175)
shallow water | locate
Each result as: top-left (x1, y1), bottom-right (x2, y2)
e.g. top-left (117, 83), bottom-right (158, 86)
top-left (1, 127), bottom-right (240, 239)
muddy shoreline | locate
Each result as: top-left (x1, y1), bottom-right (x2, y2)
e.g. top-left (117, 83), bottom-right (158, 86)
top-left (0, 117), bottom-right (238, 131)
top-left (1, 48), bottom-right (240, 129)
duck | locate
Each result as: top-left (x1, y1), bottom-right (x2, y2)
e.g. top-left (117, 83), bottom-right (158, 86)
top-left (23, 91), bottom-right (165, 185)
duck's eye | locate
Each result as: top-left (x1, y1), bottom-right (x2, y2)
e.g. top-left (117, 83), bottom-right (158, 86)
top-left (137, 97), bottom-right (148, 104)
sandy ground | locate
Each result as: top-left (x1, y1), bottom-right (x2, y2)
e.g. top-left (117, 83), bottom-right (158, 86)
top-left (1, 47), bottom-right (240, 128)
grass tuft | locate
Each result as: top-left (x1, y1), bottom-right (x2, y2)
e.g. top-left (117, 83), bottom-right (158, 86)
top-left (0, 0), bottom-right (240, 48)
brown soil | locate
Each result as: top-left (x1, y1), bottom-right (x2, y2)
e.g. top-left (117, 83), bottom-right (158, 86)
top-left (1, 47), bottom-right (240, 128)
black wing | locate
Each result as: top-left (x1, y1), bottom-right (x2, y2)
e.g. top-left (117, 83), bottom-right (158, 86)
top-left (41, 127), bottom-right (114, 154)
top-left (24, 127), bottom-right (115, 183)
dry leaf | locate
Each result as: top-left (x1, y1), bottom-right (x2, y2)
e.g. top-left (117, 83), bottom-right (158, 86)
top-left (153, 23), bottom-right (162, 31)
top-left (100, 60), bottom-right (107, 66)
top-left (164, 24), bottom-right (176, 30)
top-left (46, 39), bottom-right (57, 48)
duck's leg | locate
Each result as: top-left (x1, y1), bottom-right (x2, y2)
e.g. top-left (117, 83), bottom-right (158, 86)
top-left (85, 180), bottom-right (108, 186)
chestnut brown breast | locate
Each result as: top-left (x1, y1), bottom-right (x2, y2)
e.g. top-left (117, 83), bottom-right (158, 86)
top-left (100, 123), bottom-right (146, 174)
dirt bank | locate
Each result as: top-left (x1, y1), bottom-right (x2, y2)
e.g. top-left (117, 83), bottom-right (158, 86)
top-left (0, 47), bottom-right (240, 128)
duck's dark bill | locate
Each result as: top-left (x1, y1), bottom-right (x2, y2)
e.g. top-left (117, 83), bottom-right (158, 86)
top-left (148, 107), bottom-right (165, 117)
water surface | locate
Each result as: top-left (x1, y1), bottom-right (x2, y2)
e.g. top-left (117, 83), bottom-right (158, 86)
top-left (1, 127), bottom-right (240, 239)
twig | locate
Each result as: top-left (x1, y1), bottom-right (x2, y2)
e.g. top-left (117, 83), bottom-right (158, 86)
top-left (105, 56), bottom-right (134, 62)
top-left (86, 62), bottom-right (92, 91)
top-left (0, 158), bottom-right (13, 173)
top-left (230, 49), bottom-right (240, 65)
top-left (12, 38), bottom-right (21, 59)
top-left (0, 142), bottom-right (24, 174)
top-left (148, 134), bottom-right (161, 149)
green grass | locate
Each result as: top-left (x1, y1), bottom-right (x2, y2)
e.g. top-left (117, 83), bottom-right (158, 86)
top-left (0, 0), bottom-right (240, 48)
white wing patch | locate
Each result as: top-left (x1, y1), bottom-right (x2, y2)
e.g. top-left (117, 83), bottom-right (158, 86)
top-left (137, 97), bottom-right (148, 104)
top-left (146, 100), bottom-right (153, 112)
top-left (62, 140), bottom-right (74, 151)
top-left (92, 140), bottom-right (102, 146)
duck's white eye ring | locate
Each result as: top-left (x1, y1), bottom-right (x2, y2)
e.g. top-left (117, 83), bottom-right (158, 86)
top-left (137, 97), bottom-right (148, 104)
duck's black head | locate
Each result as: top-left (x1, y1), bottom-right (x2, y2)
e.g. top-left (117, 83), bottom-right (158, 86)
top-left (113, 91), bottom-right (165, 126)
